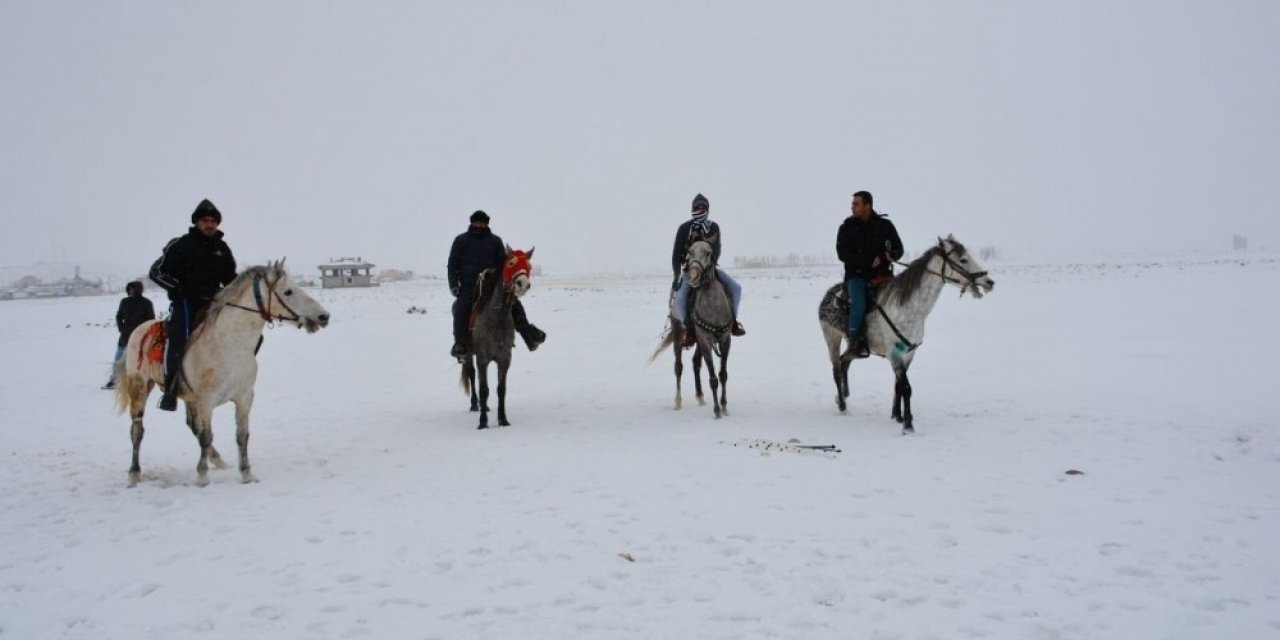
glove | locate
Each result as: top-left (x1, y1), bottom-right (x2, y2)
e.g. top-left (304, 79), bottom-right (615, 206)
top-left (671, 278), bottom-right (680, 292)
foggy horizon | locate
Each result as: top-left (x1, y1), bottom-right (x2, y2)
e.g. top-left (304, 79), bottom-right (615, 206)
top-left (3, 1), bottom-right (1277, 279)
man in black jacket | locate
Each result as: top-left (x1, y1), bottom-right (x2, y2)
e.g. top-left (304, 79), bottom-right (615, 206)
top-left (671, 193), bottom-right (745, 347)
top-left (836, 190), bottom-right (904, 358)
top-left (447, 210), bottom-right (545, 359)
top-left (102, 280), bottom-right (156, 389)
top-left (149, 198), bottom-right (238, 410)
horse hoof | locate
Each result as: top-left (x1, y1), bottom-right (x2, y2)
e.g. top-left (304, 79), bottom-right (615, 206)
top-left (697, 398), bottom-right (706, 406)
top-left (195, 475), bottom-right (210, 487)
top-left (499, 419), bottom-right (511, 427)
top-left (470, 407), bottom-right (479, 413)
top-left (127, 473), bottom-right (140, 488)
top-left (477, 424), bottom-right (489, 430)
top-left (892, 415), bottom-right (904, 423)
top-left (241, 473), bottom-right (259, 484)
top-left (902, 425), bottom-right (915, 435)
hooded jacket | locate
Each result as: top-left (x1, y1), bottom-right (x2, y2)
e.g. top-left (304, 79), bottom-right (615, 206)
top-left (115, 295), bottom-right (156, 347)
top-left (447, 225), bottom-right (506, 296)
top-left (149, 227), bottom-right (237, 302)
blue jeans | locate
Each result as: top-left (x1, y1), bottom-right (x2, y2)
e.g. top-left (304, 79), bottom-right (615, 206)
top-left (107, 344), bottom-right (125, 384)
top-left (675, 269), bottom-right (742, 325)
top-left (845, 277), bottom-right (868, 341)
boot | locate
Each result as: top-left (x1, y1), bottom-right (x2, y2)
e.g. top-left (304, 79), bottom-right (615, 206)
top-left (853, 335), bottom-right (871, 359)
top-left (101, 381), bottom-right (116, 390)
top-left (158, 376), bottom-right (178, 411)
top-left (517, 324), bottom-right (546, 352)
top-left (731, 321), bottom-right (746, 337)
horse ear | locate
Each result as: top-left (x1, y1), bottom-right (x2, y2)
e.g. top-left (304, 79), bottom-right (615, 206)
top-left (527, 246), bottom-right (535, 259)
top-left (946, 233), bottom-right (955, 241)
top-left (504, 243), bottom-right (512, 255)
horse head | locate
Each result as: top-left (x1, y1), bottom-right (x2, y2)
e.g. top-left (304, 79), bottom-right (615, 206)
top-left (686, 240), bottom-right (715, 288)
top-left (936, 234), bottom-right (995, 298)
top-left (263, 260), bottom-right (331, 332)
top-left (502, 245), bottom-right (534, 298)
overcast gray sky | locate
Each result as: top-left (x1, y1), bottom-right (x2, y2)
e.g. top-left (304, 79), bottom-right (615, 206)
top-left (2, 1), bottom-right (1277, 276)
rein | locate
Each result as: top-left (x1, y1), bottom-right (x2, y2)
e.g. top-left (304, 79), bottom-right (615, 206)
top-left (225, 273), bottom-right (301, 325)
top-left (894, 241), bottom-right (988, 297)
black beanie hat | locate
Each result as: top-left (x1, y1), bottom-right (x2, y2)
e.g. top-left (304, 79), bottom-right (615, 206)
top-left (470, 210), bottom-right (490, 223)
top-left (691, 193), bottom-right (709, 211)
top-left (191, 199), bottom-right (222, 224)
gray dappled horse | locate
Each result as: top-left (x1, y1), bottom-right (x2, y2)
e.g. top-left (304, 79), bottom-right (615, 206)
top-left (114, 261), bottom-right (330, 486)
top-left (819, 235), bottom-right (994, 433)
top-left (652, 240), bottom-right (734, 418)
top-left (459, 246), bottom-right (534, 429)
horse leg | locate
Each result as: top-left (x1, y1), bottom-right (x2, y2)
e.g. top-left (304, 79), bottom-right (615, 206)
top-left (127, 379), bottom-right (149, 487)
top-left (891, 368), bottom-right (904, 424)
top-left (469, 355), bottom-right (479, 412)
top-left (718, 339), bottom-right (730, 416)
top-left (193, 408), bottom-right (214, 486)
top-left (185, 403), bottom-right (226, 470)
top-left (496, 357), bottom-right (511, 427)
top-left (702, 345), bottom-right (721, 418)
top-left (693, 346), bottom-right (706, 406)
top-left (476, 356), bottom-right (491, 430)
top-left (234, 392), bottom-right (258, 483)
top-left (672, 335), bottom-right (683, 410)
top-left (826, 330), bottom-right (846, 412)
top-left (899, 367), bottom-right (914, 434)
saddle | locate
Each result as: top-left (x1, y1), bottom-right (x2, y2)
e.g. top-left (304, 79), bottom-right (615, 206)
top-left (136, 323), bottom-right (167, 368)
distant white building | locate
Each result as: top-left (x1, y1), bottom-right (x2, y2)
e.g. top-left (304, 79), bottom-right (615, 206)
top-left (319, 257), bottom-right (378, 289)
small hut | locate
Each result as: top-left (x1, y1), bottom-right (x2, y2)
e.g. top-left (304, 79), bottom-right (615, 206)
top-left (319, 257), bottom-right (378, 289)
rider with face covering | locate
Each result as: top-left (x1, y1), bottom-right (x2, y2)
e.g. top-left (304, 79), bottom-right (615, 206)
top-left (671, 193), bottom-right (745, 347)
top-left (447, 210), bottom-right (546, 359)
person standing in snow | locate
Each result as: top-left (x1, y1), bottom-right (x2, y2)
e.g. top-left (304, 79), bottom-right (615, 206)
top-left (149, 198), bottom-right (237, 411)
top-left (671, 193), bottom-right (745, 348)
top-left (447, 210), bottom-right (546, 360)
top-left (102, 280), bottom-right (156, 390)
top-left (836, 190), bottom-right (904, 358)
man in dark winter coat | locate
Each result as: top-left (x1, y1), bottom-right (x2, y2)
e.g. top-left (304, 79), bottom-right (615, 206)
top-left (672, 193), bottom-right (745, 347)
top-left (149, 198), bottom-right (237, 410)
top-left (102, 280), bottom-right (156, 389)
top-left (836, 190), bottom-right (904, 358)
top-left (447, 210), bottom-right (545, 359)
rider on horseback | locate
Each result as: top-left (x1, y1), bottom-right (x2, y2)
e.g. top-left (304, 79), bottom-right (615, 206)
top-left (672, 193), bottom-right (745, 348)
top-left (448, 210), bottom-right (546, 360)
top-left (149, 199), bottom-right (238, 411)
top-left (836, 190), bottom-right (904, 358)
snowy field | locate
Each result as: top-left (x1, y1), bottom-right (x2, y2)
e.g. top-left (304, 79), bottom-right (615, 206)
top-left (1, 252), bottom-right (1278, 640)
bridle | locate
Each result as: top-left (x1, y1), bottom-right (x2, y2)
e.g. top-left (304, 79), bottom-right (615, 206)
top-left (226, 271), bottom-right (302, 325)
top-left (927, 240), bottom-right (989, 297)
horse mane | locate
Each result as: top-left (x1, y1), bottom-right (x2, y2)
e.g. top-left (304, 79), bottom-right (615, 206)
top-left (196, 264), bottom-right (283, 331)
top-left (883, 243), bottom-right (953, 305)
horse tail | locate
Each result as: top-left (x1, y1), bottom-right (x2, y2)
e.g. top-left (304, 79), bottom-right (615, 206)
top-left (648, 327), bottom-right (677, 364)
top-left (459, 357), bottom-right (475, 396)
top-left (113, 359), bottom-right (145, 415)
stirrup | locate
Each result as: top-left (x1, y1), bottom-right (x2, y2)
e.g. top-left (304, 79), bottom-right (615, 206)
top-left (158, 393), bottom-right (178, 411)
top-left (731, 321), bottom-right (746, 337)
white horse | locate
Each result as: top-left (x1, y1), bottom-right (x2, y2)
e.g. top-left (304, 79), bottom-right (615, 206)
top-left (650, 240), bottom-right (733, 417)
top-left (114, 261), bottom-right (330, 486)
top-left (819, 235), bottom-right (995, 433)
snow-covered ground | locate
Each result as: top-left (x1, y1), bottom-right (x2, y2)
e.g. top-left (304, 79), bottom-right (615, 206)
top-left (1, 252), bottom-right (1278, 639)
